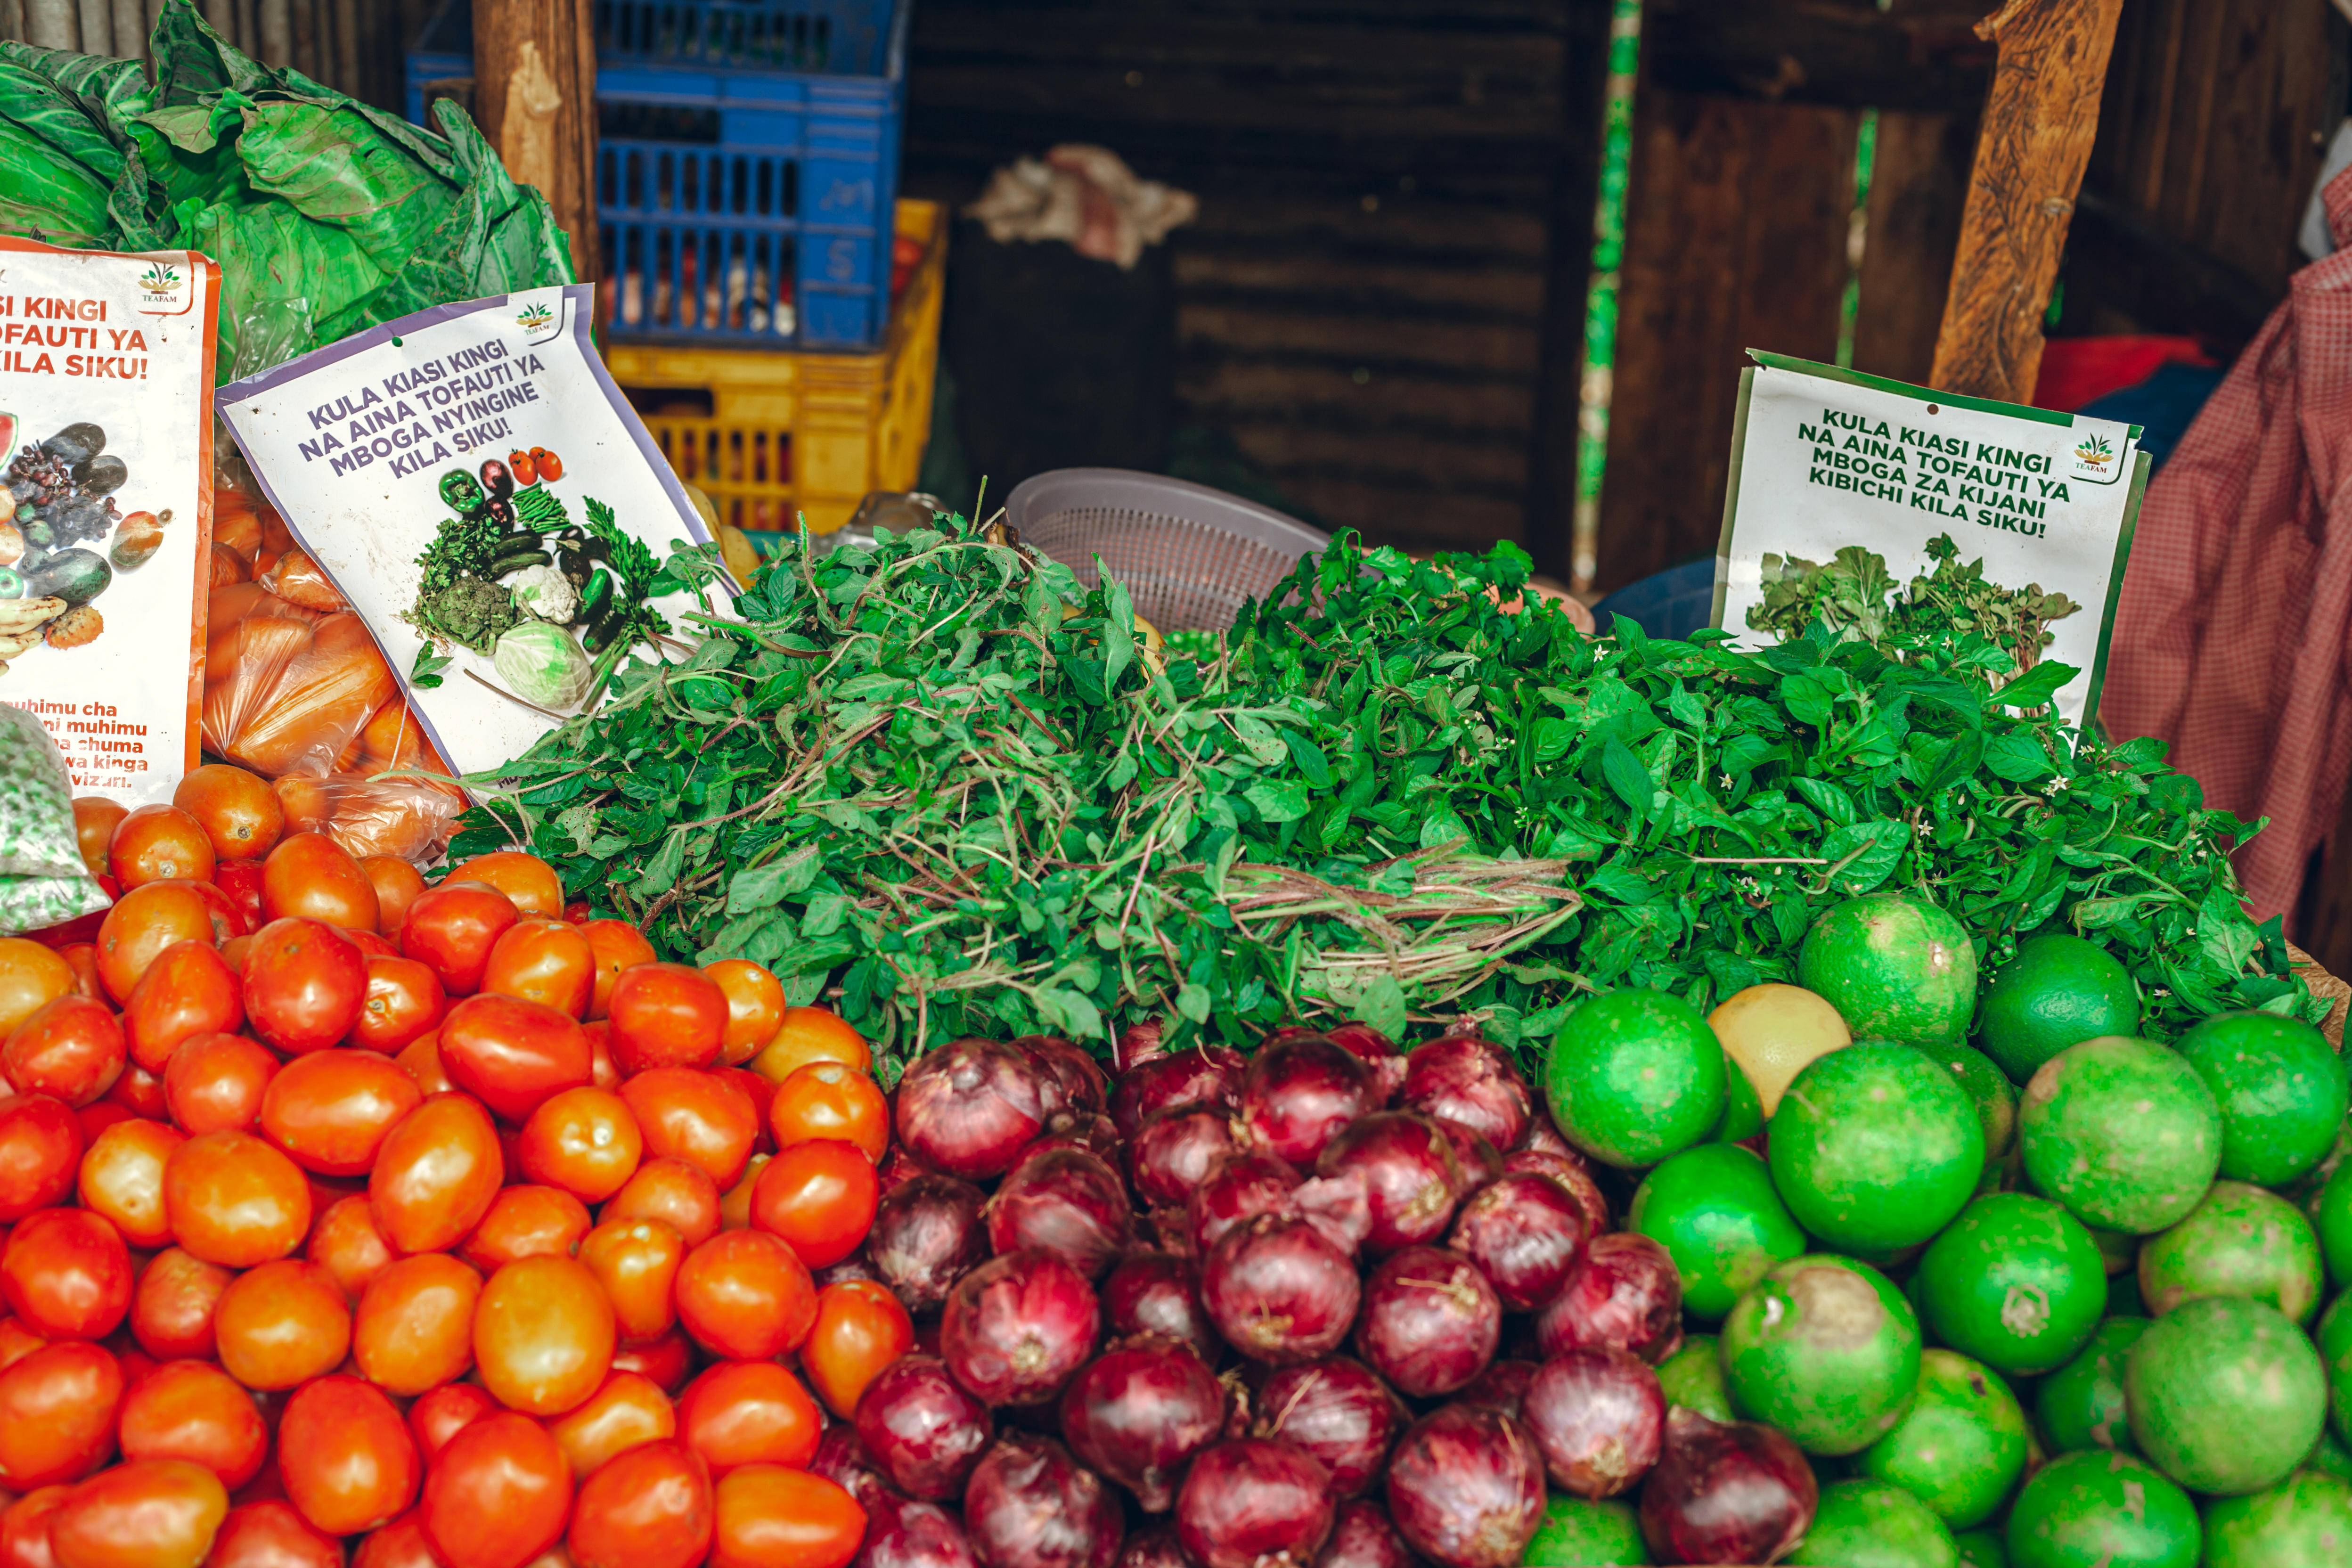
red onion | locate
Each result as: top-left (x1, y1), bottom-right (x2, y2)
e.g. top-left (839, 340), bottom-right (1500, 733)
top-left (986, 1148), bottom-right (1133, 1279)
top-left (1013, 1116), bottom-right (1124, 1174)
top-left (1315, 1503), bottom-right (1417, 1568)
top-left (964, 1433), bottom-right (1125, 1568)
top-left (1130, 1107), bottom-right (1241, 1211)
top-left (1116, 1018), bottom-right (1170, 1074)
top-left (819, 1249), bottom-right (886, 1288)
top-left (1240, 1037), bottom-right (1372, 1168)
top-left (873, 1174), bottom-right (993, 1313)
top-left (1638, 1408), bottom-right (1816, 1567)
top-left (1187, 1152), bottom-right (1302, 1258)
top-left (1175, 1438), bottom-right (1336, 1568)
top-left (1020, 1035), bottom-right (1109, 1118)
top-left (1515, 1114), bottom-right (1578, 1159)
top-left (1446, 1174), bottom-right (1590, 1311)
top-left (1455, 1359), bottom-right (1538, 1418)
top-left (1115, 1525), bottom-right (1192, 1568)
top-left (1399, 1036), bottom-right (1532, 1152)
top-left (812, 1422), bottom-right (901, 1510)
top-left (1436, 1122), bottom-right (1503, 1198)
top-left (1499, 1150), bottom-right (1609, 1238)
top-left (1112, 1047), bottom-right (1246, 1138)
top-left (943, 1249), bottom-right (1102, 1406)
top-left (1202, 1213), bottom-right (1362, 1366)
top-left (1265, 1024), bottom-right (1405, 1105)
top-left (1060, 1334), bottom-right (1228, 1511)
top-left (882, 1145), bottom-right (941, 1196)
top-left (1521, 1349), bottom-right (1664, 1498)
top-left (1314, 1112), bottom-right (1462, 1255)
top-left (856, 1353), bottom-right (995, 1500)
top-left (1535, 1233), bottom-right (1682, 1364)
top-left (860, 1494), bottom-right (983, 1568)
top-left (1383, 1405), bottom-right (1545, 1568)
top-left (1103, 1253), bottom-right (1222, 1366)
top-left (900, 1037), bottom-right (1053, 1180)
top-left (1353, 1246), bottom-right (1500, 1398)
top-left (1250, 1359), bottom-right (1403, 1497)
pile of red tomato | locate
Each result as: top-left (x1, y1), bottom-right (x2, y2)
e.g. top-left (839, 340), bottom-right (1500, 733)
top-left (0, 762), bottom-right (907, 1568)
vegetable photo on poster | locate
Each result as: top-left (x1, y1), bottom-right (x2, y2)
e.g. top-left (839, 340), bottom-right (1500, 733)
top-left (215, 284), bottom-right (718, 785)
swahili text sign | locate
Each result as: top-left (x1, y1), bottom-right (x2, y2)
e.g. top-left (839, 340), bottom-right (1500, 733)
top-left (1714, 351), bottom-right (2149, 727)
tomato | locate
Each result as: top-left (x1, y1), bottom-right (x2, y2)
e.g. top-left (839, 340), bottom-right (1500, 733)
top-left (408, 1383), bottom-right (498, 1465)
top-left (482, 922), bottom-right (595, 1021)
top-left (46, 1456), bottom-right (228, 1568)
top-left (674, 1231), bottom-right (815, 1362)
top-left (213, 1259), bottom-right (350, 1391)
top-left (98, 884), bottom-right (241, 1006)
top-left (129, 1250), bottom-right (229, 1362)
top-left (308, 1193), bottom-right (396, 1303)
top-left (584, 1021), bottom-right (621, 1090)
top-left (204, 1500), bottom-right (343, 1568)
top-left (546, 1370), bottom-right (675, 1479)
top-left (399, 887), bottom-right (520, 999)
top-left (702, 961), bottom-right (785, 1069)
top-left (621, 1069), bottom-right (759, 1190)
top-left (107, 804), bottom-right (217, 891)
top-left (278, 1373), bottom-right (419, 1536)
top-left (710, 1464), bottom-right (864, 1568)
top-left (576, 1217), bottom-right (684, 1345)
top-left (368, 1094), bottom-right (503, 1256)
top-left (608, 965), bottom-right (728, 1075)
top-left (603, 1158), bottom-right (719, 1247)
top-left (473, 1256), bottom-right (616, 1418)
top-left (766, 1064), bottom-right (888, 1163)
top-left (54, 944), bottom-right (99, 1004)
top-left (243, 920), bottom-right (368, 1057)
top-left (349, 1251), bottom-right (480, 1398)
top-left (446, 854), bottom-right (564, 922)
top-left (800, 1280), bottom-right (914, 1418)
top-left (676, 1360), bottom-right (819, 1476)
top-left (351, 1509), bottom-right (441, 1568)
top-left (0, 1096), bottom-right (81, 1222)
top-left (122, 942), bottom-right (243, 1077)
top-left (0, 941), bottom-right (77, 1037)
top-left (579, 922), bottom-right (656, 1022)
top-left (568, 1440), bottom-right (711, 1568)
top-left (611, 1329), bottom-right (693, 1394)
top-left (721, 1153), bottom-right (769, 1233)
top-left (0, 1486), bottom-right (66, 1568)
top-left (1, 997), bottom-right (121, 1109)
top-left (749, 1140), bottom-right (876, 1271)
top-left (344, 929), bottom-right (399, 959)
top-left (212, 862), bottom-right (266, 936)
top-left (115, 1359), bottom-right (268, 1490)
top-left (517, 1087), bottom-right (642, 1205)
top-left (258, 1050), bottom-right (422, 1177)
top-left (359, 858), bottom-right (428, 942)
top-left (161, 1034), bottom-right (276, 1138)
top-left (0, 1341), bottom-right (122, 1487)
top-left (261, 835), bottom-right (380, 933)
top-left (749, 1007), bottom-right (869, 1085)
top-left (351, 956), bottom-right (444, 1055)
top-left (163, 1130), bottom-right (310, 1267)
top-left (420, 1411), bottom-right (572, 1568)
top-left (0, 1209), bottom-right (129, 1340)
top-left (71, 799), bottom-right (126, 880)
top-left (466, 1188), bottom-right (594, 1273)
top-left (172, 766), bottom-right (285, 863)
top-left (74, 1120), bottom-right (180, 1252)
top-left (392, 1032), bottom-right (449, 1098)
top-left (437, 995), bottom-right (592, 1125)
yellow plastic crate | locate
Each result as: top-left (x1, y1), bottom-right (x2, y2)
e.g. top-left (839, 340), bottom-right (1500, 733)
top-left (604, 198), bottom-right (946, 539)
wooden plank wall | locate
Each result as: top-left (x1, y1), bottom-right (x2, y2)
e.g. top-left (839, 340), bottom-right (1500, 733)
top-left (901, 0), bottom-right (1610, 563)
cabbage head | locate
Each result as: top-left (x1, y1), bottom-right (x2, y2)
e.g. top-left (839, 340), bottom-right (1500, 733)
top-left (492, 621), bottom-right (595, 709)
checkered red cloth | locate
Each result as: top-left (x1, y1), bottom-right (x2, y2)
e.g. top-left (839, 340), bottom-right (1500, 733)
top-left (2101, 165), bottom-right (2352, 931)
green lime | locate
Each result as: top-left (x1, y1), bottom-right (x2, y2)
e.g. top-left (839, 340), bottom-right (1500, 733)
top-left (1914, 1192), bottom-right (2107, 1375)
top-left (1912, 1042), bottom-right (2020, 1159)
top-left (1654, 1335), bottom-right (1732, 1423)
top-left (2019, 1037), bottom-right (2222, 1233)
top-left (1544, 989), bottom-right (1727, 1168)
top-left (2126, 1295), bottom-right (2327, 1495)
top-left (1721, 1255), bottom-right (1922, 1455)
top-left (2284, 1115), bottom-right (2352, 1210)
top-left (2307, 1423), bottom-right (2352, 1481)
top-left (2003, 1451), bottom-right (2199, 1568)
top-left (1952, 1527), bottom-right (2008, 1568)
top-left (2199, 1470), bottom-right (2352, 1568)
top-left (1629, 1143), bottom-right (1805, 1319)
top-left (1521, 1492), bottom-right (1648, 1566)
top-left (2312, 1156), bottom-right (2352, 1293)
top-left (2174, 1012), bottom-right (2349, 1186)
top-left (2317, 1291), bottom-right (2352, 1445)
top-left (1770, 1043), bottom-right (1985, 1252)
top-left (1854, 1349), bottom-right (2029, 1529)
top-left (2033, 1317), bottom-right (2150, 1456)
top-left (1787, 1479), bottom-right (1959, 1567)
top-left (1977, 935), bottom-right (2140, 1084)
top-left (2138, 1180), bottom-right (2323, 1323)
top-left (1798, 892), bottom-right (1979, 1045)
top-left (1711, 1051), bottom-right (1763, 1143)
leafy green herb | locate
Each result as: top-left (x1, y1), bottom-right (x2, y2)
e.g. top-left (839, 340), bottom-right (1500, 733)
top-left (409, 641), bottom-right (452, 690)
top-left (414, 513), bottom-right (500, 596)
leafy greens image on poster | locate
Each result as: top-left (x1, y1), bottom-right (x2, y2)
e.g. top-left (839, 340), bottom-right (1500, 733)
top-left (215, 284), bottom-right (715, 782)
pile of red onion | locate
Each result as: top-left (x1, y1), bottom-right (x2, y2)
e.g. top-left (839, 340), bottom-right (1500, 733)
top-left (841, 1021), bottom-right (1802, 1568)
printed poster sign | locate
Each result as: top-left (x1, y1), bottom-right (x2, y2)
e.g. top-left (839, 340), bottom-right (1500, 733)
top-left (1715, 351), bottom-right (2150, 727)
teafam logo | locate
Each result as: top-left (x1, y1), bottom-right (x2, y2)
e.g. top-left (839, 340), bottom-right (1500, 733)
top-left (516, 302), bottom-right (554, 332)
top-left (2074, 433), bottom-right (2115, 470)
top-left (139, 263), bottom-right (180, 293)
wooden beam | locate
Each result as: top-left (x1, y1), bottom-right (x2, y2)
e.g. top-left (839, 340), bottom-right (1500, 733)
top-left (474, 0), bottom-right (598, 283)
top-left (1645, 0), bottom-right (1997, 113)
top-left (1928, 0), bottom-right (2127, 404)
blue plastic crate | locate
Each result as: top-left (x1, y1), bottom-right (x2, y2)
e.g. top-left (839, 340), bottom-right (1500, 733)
top-left (407, 0), bottom-right (906, 350)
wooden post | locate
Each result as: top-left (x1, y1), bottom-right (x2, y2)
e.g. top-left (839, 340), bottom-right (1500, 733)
top-left (1927, 0), bottom-right (2126, 403)
top-left (475, 0), bottom-right (599, 285)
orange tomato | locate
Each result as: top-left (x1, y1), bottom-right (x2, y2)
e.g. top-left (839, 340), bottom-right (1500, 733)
top-left (207, 1499), bottom-right (346, 1568)
top-left (580, 922), bottom-right (657, 1021)
top-left (577, 1217), bottom-right (686, 1345)
top-left (445, 853), bottom-right (564, 921)
top-left (608, 964), bottom-right (728, 1074)
top-left (276, 1374), bottom-right (420, 1537)
top-left (437, 994), bottom-right (593, 1126)
top-left (720, 1153), bottom-right (770, 1233)
top-left (518, 1086), bottom-right (643, 1205)
top-left (420, 1412), bottom-right (572, 1568)
top-left (261, 833), bottom-right (381, 933)
top-left (350, 955), bottom-right (445, 1055)
top-left (71, 798), bottom-right (127, 880)
top-left (76, 1119), bottom-right (183, 1249)
top-left (566, 1439), bottom-right (711, 1568)
top-left (766, 1063), bottom-right (888, 1162)
top-left (352, 1251), bottom-right (484, 1398)
top-left (116, 1358), bottom-right (270, 1489)
top-left (213, 1258), bottom-right (350, 1390)
top-left (0, 1340), bottom-right (122, 1487)
top-left (259, 1049), bottom-right (423, 1176)
top-left (710, 1465), bottom-right (865, 1568)
top-left (0, 1207), bottom-right (131, 1340)
top-left (107, 804), bottom-right (217, 890)
top-left (603, 1157), bottom-right (720, 1248)
top-left (674, 1231), bottom-right (815, 1362)
top-left (242, 918), bottom-right (368, 1057)
top-left (676, 1360), bottom-right (820, 1476)
top-left (621, 1068), bottom-right (760, 1190)
top-left (408, 1382), bottom-right (499, 1465)
top-left (54, 942), bottom-right (100, 1003)
top-left (800, 1280), bottom-right (915, 1418)
top-left (129, 1248), bottom-right (231, 1362)
top-left (546, 1369), bottom-right (675, 1479)
top-left (460, 1185), bottom-right (592, 1272)
top-left (172, 765), bottom-right (286, 863)
top-left (0, 939), bottom-right (78, 1035)
top-left (309, 1192), bottom-right (397, 1303)
top-left (360, 857), bottom-right (429, 941)
top-left (3, 994), bottom-right (126, 1107)
top-left (483, 921), bottom-right (596, 1020)
top-left (123, 940), bottom-right (245, 1075)
top-left (161, 1033), bottom-right (277, 1137)
top-left (749, 1006), bottom-right (870, 1084)
top-left (213, 861), bottom-right (267, 935)
top-left (612, 1329), bottom-right (694, 1395)
top-left (400, 885), bottom-right (522, 999)
top-left (163, 1130), bottom-right (311, 1267)
top-left (368, 1094), bottom-right (503, 1256)
top-left (96, 882), bottom-right (238, 1006)
top-left (45, 1456), bottom-right (228, 1568)
top-left (0, 1094), bottom-right (82, 1221)
top-left (703, 961), bottom-right (785, 1068)
top-left (472, 1255), bottom-right (616, 1417)
top-left (748, 1140), bottom-right (876, 1270)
